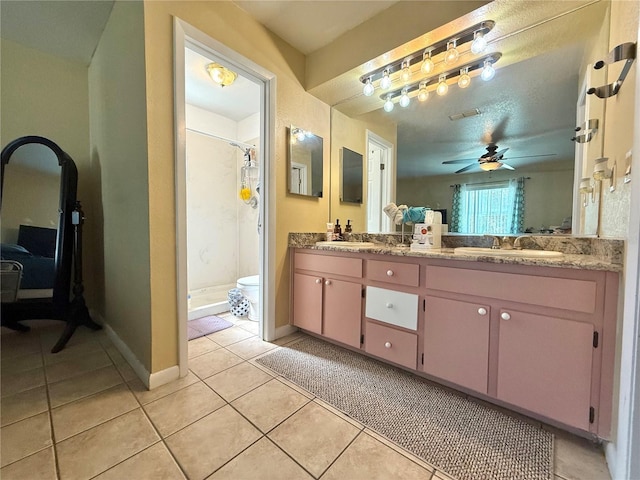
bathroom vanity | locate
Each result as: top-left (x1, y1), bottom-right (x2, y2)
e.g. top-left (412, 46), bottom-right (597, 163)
top-left (289, 237), bottom-right (621, 439)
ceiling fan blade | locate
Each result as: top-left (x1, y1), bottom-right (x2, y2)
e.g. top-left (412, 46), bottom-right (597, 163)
top-left (493, 147), bottom-right (509, 157)
top-left (503, 153), bottom-right (556, 160)
top-left (443, 158), bottom-right (478, 164)
top-left (501, 163), bottom-right (515, 170)
top-left (455, 163), bottom-right (477, 174)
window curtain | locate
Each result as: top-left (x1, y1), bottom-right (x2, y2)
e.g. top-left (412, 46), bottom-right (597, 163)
top-left (451, 178), bottom-right (525, 234)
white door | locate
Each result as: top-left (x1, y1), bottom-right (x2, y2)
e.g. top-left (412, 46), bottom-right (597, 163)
top-left (366, 131), bottom-right (394, 232)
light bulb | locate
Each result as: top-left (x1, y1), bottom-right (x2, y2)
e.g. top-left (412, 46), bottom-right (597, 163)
top-left (480, 161), bottom-right (502, 171)
top-left (399, 88), bottom-right (410, 108)
top-left (380, 69), bottom-right (392, 90)
top-left (363, 77), bottom-right (375, 96)
top-left (383, 95), bottom-right (394, 112)
top-left (458, 68), bottom-right (471, 88)
top-left (421, 51), bottom-right (434, 74)
top-left (418, 82), bottom-right (429, 102)
top-left (401, 62), bottom-right (411, 83)
top-left (444, 40), bottom-right (459, 65)
top-left (296, 130), bottom-right (306, 142)
top-left (481, 59), bottom-right (496, 81)
top-left (436, 74), bottom-right (448, 96)
top-left (471, 30), bottom-right (487, 54)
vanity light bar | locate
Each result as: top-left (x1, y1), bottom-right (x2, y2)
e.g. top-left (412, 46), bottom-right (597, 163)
top-left (380, 53), bottom-right (501, 101)
top-left (359, 20), bottom-right (495, 85)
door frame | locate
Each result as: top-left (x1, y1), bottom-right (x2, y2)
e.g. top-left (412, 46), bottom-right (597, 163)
top-left (366, 130), bottom-right (394, 232)
top-left (173, 18), bottom-right (277, 377)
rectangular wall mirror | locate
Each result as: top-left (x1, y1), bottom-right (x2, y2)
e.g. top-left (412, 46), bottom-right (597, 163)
top-left (340, 147), bottom-right (363, 203)
top-left (288, 125), bottom-right (323, 197)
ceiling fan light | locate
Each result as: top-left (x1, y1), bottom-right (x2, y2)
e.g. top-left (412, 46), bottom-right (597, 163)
top-left (458, 68), bottom-right (471, 88)
top-left (481, 59), bottom-right (496, 81)
top-left (399, 88), bottom-right (410, 108)
top-left (421, 51), bottom-right (434, 74)
top-left (444, 39), bottom-right (459, 65)
top-left (418, 82), bottom-right (429, 102)
top-left (380, 69), bottom-right (392, 90)
top-left (363, 77), bottom-right (375, 96)
top-left (436, 74), bottom-right (448, 96)
top-left (383, 94), bottom-right (394, 112)
top-left (471, 30), bottom-right (487, 54)
top-left (480, 161), bottom-right (502, 171)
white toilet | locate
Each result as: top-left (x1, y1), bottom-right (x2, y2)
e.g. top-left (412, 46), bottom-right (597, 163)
top-left (236, 275), bottom-right (260, 321)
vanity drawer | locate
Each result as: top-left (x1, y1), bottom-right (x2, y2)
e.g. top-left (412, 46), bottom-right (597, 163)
top-left (365, 286), bottom-right (418, 330)
top-left (365, 321), bottom-right (417, 369)
top-left (295, 252), bottom-right (362, 278)
top-left (425, 266), bottom-right (597, 314)
top-left (368, 260), bottom-right (419, 287)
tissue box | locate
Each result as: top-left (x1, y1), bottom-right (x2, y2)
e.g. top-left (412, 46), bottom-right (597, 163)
top-left (410, 223), bottom-right (441, 251)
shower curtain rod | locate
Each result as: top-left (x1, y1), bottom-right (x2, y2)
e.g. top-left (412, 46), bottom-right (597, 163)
top-left (186, 127), bottom-right (255, 149)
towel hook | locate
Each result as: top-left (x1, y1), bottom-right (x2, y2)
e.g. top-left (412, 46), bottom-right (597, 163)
top-left (588, 42), bottom-right (636, 98)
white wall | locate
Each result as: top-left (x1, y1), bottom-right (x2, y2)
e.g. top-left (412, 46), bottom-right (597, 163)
top-left (185, 104), bottom-right (259, 295)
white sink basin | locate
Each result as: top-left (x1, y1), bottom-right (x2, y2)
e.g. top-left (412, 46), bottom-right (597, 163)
top-left (315, 241), bottom-right (376, 248)
top-left (453, 247), bottom-right (563, 258)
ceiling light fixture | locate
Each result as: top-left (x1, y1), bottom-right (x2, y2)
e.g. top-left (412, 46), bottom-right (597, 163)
top-left (401, 61), bottom-right (411, 83)
top-left (471, 29), bottom-right (488, 54)
top-left (399, 88), bottom-right (411, 107)
top-left (363, 77), bottom-right (375, 96)
top-left (359, 20), bottom-right (495, 96)
top-left (480, 161), bottom-right (502, 171)
top-left (458, 67), bottom-right (471, 88)
top-left (444, 39), bottom-right (459, 65)
top-left (481, 59), bottom-right (496, 81)
top-left (383, 94), bottom-right (395, 112)
top-left (418, 81), bottom-right (429, 102)
top-left (436, 74), bottom-right (449, 96)
top-left (206, 62), bottom-right (238, 87)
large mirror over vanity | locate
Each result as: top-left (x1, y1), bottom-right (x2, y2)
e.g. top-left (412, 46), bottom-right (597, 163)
top-left (324, 0), bottom-right (611, 237)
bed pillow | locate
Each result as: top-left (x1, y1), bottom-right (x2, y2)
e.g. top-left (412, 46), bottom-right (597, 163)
top-left (1, 243), bottom-right (33, 258)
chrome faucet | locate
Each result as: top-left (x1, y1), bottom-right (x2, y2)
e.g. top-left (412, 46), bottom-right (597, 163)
top-left (486, 235), bottom-right (514, 249)
top-left (513, 235), bottom-right (530, 250)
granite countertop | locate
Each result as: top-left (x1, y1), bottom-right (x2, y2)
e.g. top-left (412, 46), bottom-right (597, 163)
top-left (289, 233), bottom-right (624, 273)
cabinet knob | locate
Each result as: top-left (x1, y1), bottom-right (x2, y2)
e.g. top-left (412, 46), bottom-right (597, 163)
top-left (386, 270), bottom-right (394, 276)
top-left (385, 302), bottom-right (393, 309)
top-left (325, 280), bottom-right (332, 286)
top-left (501, 312), bottom-right (511, 321)
top-left (477, 307), bottom-right (487, 316)
top-left (315, 278), bottom-right (322, 284)
top-left (384, 341), bottom-right (392, 348)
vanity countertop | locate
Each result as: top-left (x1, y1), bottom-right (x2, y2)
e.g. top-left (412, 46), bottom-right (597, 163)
top-left (289, 233), bottom-right (623, 273)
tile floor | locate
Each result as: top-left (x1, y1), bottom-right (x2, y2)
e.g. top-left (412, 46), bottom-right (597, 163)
top-left (1, 315), bottom-right (612, 480)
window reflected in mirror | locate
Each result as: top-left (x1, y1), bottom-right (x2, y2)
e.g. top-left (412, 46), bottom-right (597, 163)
top-left (288, 125), bottom-right (323, 197)
top-left (340, 147), bottom-right (363, 204)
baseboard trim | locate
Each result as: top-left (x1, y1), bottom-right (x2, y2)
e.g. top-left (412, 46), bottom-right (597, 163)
top-left (149, 365), bottom-right (180, 389)
top-left (275, 324), bottom-right (298, 339)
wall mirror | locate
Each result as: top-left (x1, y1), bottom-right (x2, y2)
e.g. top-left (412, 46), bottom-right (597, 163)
top-left (327, 1), bottom-right (610, 235)
top-left (1, 136), bottom-right (100, 352)
top-left (340, 147), bottom-right (363, 203)
top-left (288, 125), bottom-right (324, 197)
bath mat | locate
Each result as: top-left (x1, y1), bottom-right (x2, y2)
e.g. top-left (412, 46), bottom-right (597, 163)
top-left (256, 336), bottom-right (554, 480)
top-left (187, 315), bottom-right (233, 340)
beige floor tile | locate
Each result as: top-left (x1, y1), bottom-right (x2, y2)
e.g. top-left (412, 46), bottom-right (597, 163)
top-left (205, 326), bottom-right (254, 346)
top-left (144, 382), bottom-right (226, 437)
top-left (272, 332), bottom-right (305, 346)
top-left (554, 433), bottom-right (610, 480)
top-left (51, 383), bottom-right (139, 441)
top-left (276, 376), bottom-right (315, 399)
top-left (188, 336), bottom-right (221, 358)
top-left (208, 437), bottom-right (313, 480)
top-left (321, 432), bottom-right (433, 480)
top-left (231, 378), bottom-right (310, 433)
top-left (204, 361), bottom-right (272, 402)
top-left (93, 442), bottom-right (186, 480)
top-left (113, 358), bottom-right (138, 381)
top-left (1, 332), bottom-right (42, 359)
top-left (44, 349), bottom-right (112, 383)
top-left (166, 405), bottom-right (262, 480)
top-left (0, 412), bottom-right (52, 467)
top-left (48, 365), bottom-right (123, 408)
top-left (363, 428), bottom-right (436, 472)
top-left (0, 446), bottom-right (56, 480)
top-left (128, 371), bottom-right (199, 405)
top-left (189, 348), bottom-right (244, 379)
top-left (433, 471), bottom-right (456, 480)
top-left (56, 408), bottom-right (159, 480)
top-left (1, 366), bottom-right (45, 398)
top-left (312, 398), bottom-right (364, 430)
top-left (225, 336), bottom-right (278, 360)
top-left (236, 320), bottom-right (259, 335)
top-left (1, 385), bottom-right (48, 427)
top-left (42, 339), bottom-right (104, 366)
top-left (1, 351), bottom-right (43, 374)
top-left (103, 343), bottom-right (126, 364)
top-left (269, 401), bottom-right (361, 477)
top-left (39, 326), bottom-right (105, 352)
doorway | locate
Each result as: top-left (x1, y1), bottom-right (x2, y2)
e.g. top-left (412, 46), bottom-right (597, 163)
top-left (366, 130), bottom-right (394, 232)
top-left (174, 19), bottom-right (276, 377)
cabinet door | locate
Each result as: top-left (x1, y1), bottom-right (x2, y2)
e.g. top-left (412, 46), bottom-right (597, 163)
top-left (292, 273), bottom-right (323, 334)
top-left (323, 278), bottom-right (362, 348)
top-left (497, 310), bottom-right (593, 430)
top-left (423, 296), bottom-right (490, 394)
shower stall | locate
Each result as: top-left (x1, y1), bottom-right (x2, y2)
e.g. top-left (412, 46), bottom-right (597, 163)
top-left (185, 103), bottom-right (260, 320)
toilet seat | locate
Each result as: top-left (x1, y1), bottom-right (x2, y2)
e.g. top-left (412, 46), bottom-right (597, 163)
top-left (237, 275), bottom-right (259, 287)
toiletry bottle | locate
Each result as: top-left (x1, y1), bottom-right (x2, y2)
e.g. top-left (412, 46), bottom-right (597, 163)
top-left (334, 219), bottom-right (342, 240)
top-left (344, 220), bottom-right (352, 241)
top-left (326, 223), bottom-right (334, 241)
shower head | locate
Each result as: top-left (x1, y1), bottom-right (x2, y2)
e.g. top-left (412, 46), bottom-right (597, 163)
top-left (230, 143), bottom-right (247, 153)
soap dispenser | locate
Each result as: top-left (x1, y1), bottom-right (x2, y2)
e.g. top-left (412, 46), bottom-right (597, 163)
top-left (334, 219), bottom-right (342, 240)
top-left (344, 220), bottom-right (352, 241)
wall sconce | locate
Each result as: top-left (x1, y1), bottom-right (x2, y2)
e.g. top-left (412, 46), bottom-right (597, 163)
top-left (290, 127), bottom-right (311, 144)
top-left (359, 20), bottom-right (495, 97)
top-left (579, 177), bottom-right (595, 205)
top-left (206, 63), bottom-right (237, 87)
top-left (593, 157), bottom-right (617, 192)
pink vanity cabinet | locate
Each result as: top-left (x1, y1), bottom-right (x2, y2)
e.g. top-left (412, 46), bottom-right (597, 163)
top-left (292, 251), bottom-right (363, 348)
top-left (423, 261), bottom-right (619, 437)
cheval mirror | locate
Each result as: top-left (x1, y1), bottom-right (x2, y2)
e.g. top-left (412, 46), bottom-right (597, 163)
top-left (1, 136), bottom-right (100, 353)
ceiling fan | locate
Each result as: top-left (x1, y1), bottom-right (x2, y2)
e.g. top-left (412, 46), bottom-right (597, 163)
top-left (442, 145), bottom-right (556, 173)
